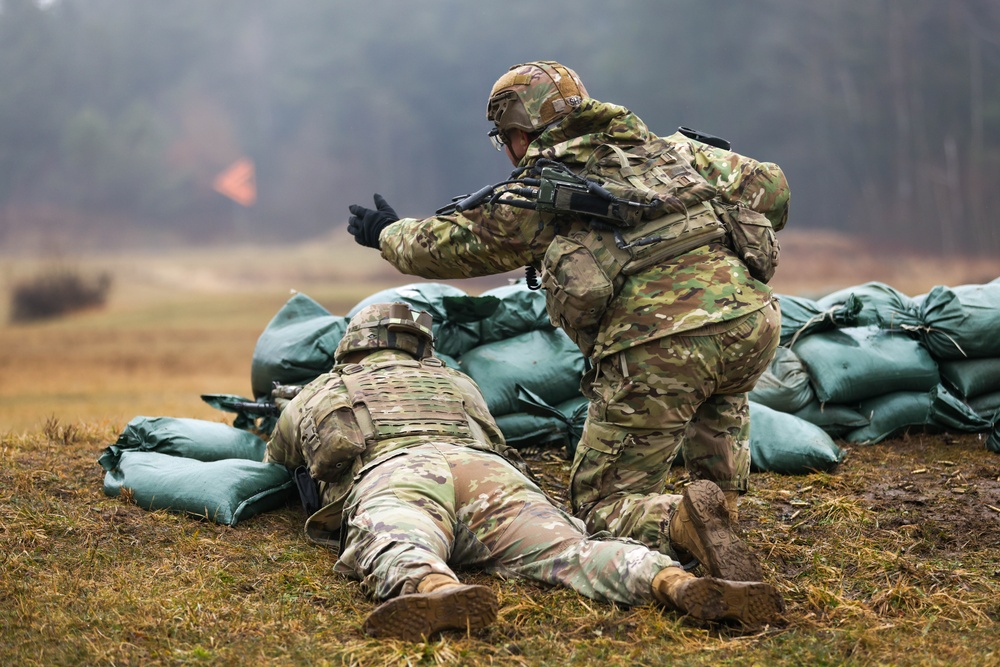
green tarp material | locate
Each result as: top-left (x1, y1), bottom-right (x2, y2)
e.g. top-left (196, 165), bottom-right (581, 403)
top-left (792, 401), bottom-right (870, 437)
top-left (969, 391), bottom-right (1000, 420)
top-left (845, 391), bottom-right (933, 445)
top-left (815, 281), bottom-right (921, 329)
top-left (99, 416), bottom-right (293, 525)
top-left (477, 282), bottom-right (552, 344)
top-left (496, 391), bottom-right (588, 452)
top-left (775, 293), bottom-right (862, 345)
top-left (460, 328), bottom-right (585, 417)
top-left (103, 451), bottom-right (295, 526)
top-left (749, 402), bottom-right (845, 474)
top-left (938, 357), bottom-right (1000, 399)
top-left (988, 422), bottom-right (1000, 454)
top-left (250, 293), bottom-right (348, 399)
top-left (915, 283), bottom-right (1000, 360)
top-left (99, 416), bottom-right (267, 471)
top-left (748, 346), bottom-right (815, 413)
top-left (348, 283), bottom-right (497, 358)
top-left (841, 385), bottom-right (990, 445)
top-left (929, 384), bottom-right (994, 433)
top-left (792, 326), bottom-right (940, 404)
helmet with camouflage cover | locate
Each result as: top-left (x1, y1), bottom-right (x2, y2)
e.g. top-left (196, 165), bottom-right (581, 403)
top-left (334, 302), bottom-right (434, 362)
top-left (486, 61), bottom-right (588, 135)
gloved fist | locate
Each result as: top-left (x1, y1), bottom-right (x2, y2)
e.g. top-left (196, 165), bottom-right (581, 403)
top-left (348, 193), bottom-right (399, 248)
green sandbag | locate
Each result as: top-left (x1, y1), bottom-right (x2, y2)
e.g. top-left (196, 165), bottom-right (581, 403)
top-left (988, 422), bottom-right (1000, 454)
top-left (776, 293), bottom-right (862, 345)
top-left (460, 329), bottom-right (584, 416)
top-left (102, 451), bottom-right (295, 526)
top-left (928, 384), bottom-right (993, 432)
top-left (938, 358), bottom-right (1000, 399)
top-left (792, 401), bottom-right (870, 437)
top-left (498, 387), bottom-right (588, 454)
top-left (748, 347), bottom-right (815, 413)
top-left (793, 326), bottom-right (939, 403)
top-left (816, 281), bottom-right (921, 329)
top-left (495, 411), bottom-right (569, 448)
top-left (250, 293), bottom-right (348, 398)
top-left (969, 391), bottom-right (1000, 420)
top-left (99, 416), bottom-right (267, 471)
top-left (916, 283), bottom-right (1000, 359)
top-left (844, 391), bottom-right (934, 445)
top-left (348, 283), bottom-right (491, 358)
top-left (478, 282), bottom-right (552, 344)
top-left (749, 402), bottom-right (845, 474)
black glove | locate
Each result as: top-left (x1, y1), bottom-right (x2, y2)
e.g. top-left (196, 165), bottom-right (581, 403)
top-left (347, 193), bottom-right (399, 248)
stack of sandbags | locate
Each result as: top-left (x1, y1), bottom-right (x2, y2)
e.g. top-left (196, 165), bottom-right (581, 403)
top-left (240, 281), bottom-right (847, 473)
top-left (757, 280), bottom-right (1000, 448)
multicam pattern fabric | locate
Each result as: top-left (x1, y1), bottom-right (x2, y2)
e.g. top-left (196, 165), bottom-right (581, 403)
top-left (571, 303), bottom-right (781, 548)
top-left (487, 61), bottom-right (588, 133)
top-left (265, 347), bottom-right (679, 603)
top-left (380, 98), bottom-right (789, 361)
top-left (334, 441), bottom-right (675, 603)
top-left (265, 349), bottom-right (512, 544)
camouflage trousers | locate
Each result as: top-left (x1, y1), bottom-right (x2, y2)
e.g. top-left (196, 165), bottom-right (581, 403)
top-left (334, 442), bottom-right (676, 605)
top-left (571, 301), bottom-right (781, 554)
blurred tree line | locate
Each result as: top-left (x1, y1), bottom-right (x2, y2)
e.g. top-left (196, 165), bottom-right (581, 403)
top-left (0, 0), bottom-right (997, 254)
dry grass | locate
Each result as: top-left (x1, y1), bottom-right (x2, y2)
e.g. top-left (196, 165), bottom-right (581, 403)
top-left (2, 234), bottom-right (1000, 666)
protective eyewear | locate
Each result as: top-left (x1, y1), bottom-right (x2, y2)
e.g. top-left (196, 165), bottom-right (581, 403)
top-left (488, 126), bottom-right (509, 151)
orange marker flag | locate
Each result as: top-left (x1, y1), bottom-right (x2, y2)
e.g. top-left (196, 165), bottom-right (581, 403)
top-left (213, 158), bottom-right (257, 207)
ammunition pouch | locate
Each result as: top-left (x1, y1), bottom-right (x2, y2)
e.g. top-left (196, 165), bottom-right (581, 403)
top-left (299, 378), bottom-right (367, 483)
top-left (713, 202), bottom-right (780, 283)
top-left (542, 201), bottom-right (724, 355)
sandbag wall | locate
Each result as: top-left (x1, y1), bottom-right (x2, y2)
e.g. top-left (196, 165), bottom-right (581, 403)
top-left (752, 279), bottom-right (1000, 452)
top-left (240, 282), bottom-right (848, 474)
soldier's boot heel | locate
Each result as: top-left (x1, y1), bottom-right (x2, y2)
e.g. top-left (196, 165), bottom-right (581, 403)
top-left (653, 566), bottom-right (784, 626)
top-left (362, 583), bottom-right (498, 642)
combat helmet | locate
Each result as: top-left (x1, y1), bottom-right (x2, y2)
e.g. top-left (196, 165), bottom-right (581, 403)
top-left (486, 61), bottom-right (588, 139)
top-left (334, 302), bottom-right (434, 363)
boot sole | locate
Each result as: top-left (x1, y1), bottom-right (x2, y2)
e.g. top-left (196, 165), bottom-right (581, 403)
top-left (680, 481), bottom-right (764, 581)
top-left (362, 584), bottom-right (498, 642)
top-left (677, 577), bottom-right (785, 626)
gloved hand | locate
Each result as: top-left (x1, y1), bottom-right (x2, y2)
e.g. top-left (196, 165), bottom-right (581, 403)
top-left (348, 193), bottom-right (399, 248)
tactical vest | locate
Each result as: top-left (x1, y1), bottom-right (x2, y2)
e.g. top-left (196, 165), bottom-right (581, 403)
top-left (540, 138), bottom-right (727, 354)
top-left (296, 357), bottom-right (474, 482)
top-left (339, 357), bottom-right (475, 445)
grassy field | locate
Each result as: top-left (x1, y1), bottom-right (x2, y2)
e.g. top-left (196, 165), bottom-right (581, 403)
top-left (2, 233), bottom-right (999, 666)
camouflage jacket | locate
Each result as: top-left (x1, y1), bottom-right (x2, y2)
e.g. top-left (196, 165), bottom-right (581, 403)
top-left (264, 348), bottom-right (522, 547)
top-left (380, 99), bottom-right (790, 360)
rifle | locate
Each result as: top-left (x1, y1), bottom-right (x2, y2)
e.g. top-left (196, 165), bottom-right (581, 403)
top-left (436, 159), bottom-right (657, 226)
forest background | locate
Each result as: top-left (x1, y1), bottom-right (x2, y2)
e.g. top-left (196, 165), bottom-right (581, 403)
top-left (1, 0), bottom-right (999, 256)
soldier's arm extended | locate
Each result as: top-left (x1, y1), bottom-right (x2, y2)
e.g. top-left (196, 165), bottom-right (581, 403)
top-left (378, 195), bottom-right (551, 279)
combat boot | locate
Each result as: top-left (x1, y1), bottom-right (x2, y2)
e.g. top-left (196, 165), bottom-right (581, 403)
top-left (362, 573), bottom-right (498, 642)
top-left (669, 480), bottom-right (763, 581)
top-left (652, 566), bottom-right (784, 626)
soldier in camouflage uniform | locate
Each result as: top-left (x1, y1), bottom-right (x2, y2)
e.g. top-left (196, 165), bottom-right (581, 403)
top-left (347, 62), bottom-right (788, 575)
top-left (266, 302), bottom-right (784, 642)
